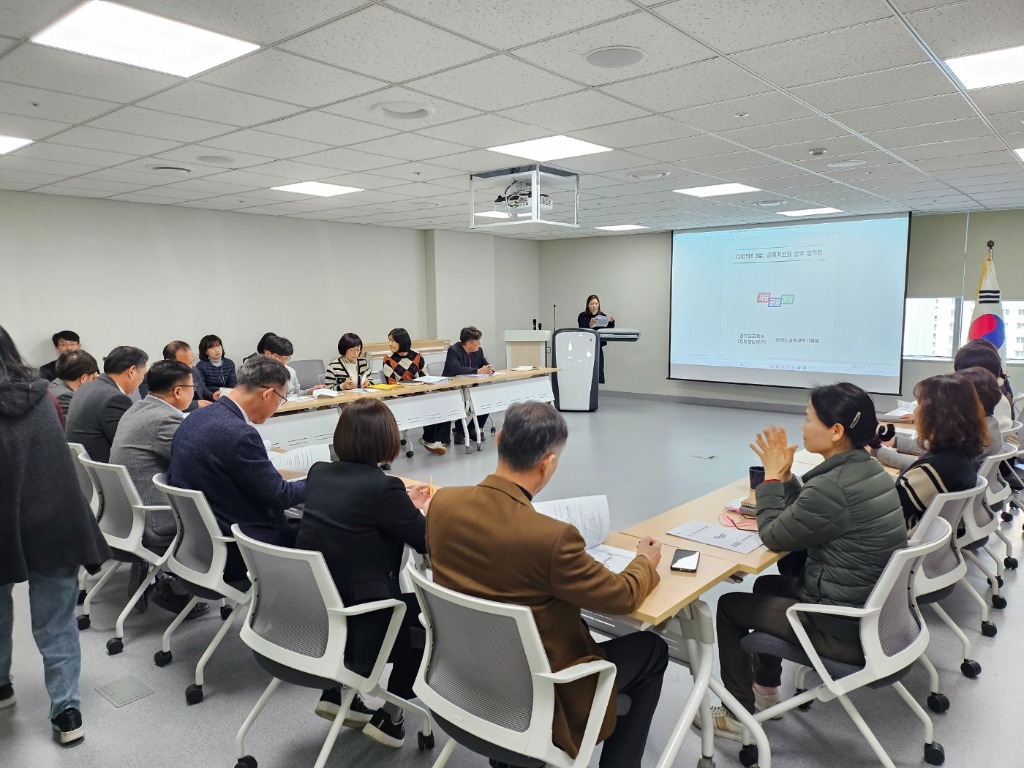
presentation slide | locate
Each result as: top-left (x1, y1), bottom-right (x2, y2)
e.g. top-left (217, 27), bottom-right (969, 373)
top-left (669, 214), bottom-right (910, 393)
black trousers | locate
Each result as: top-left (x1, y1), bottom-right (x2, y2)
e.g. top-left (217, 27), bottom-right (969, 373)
top-left (345, 593), bottom-right (423, 699)
top-left (597, 632), bottom-right (669, 768)
top-left (716, 575), bottom-right (864, 714)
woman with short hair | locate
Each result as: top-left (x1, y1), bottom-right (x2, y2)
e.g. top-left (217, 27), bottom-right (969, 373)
top-left (324, 332), bottom-right (370, 391)
top-left (382, 327), bottom-right (447, 454)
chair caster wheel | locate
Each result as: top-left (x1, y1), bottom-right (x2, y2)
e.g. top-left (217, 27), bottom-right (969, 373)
top-left (960, 659), bottom-right (981, 678)
top-left (1002, 511), bottom-right (1014, 522)
top-left (794, 688), bottom-right (812, 710)
top-left (924, 741), bottom-right (945, 765)
top-left (77, 614), bottom-right (91, 631)
top-left (992, 594), bottom-right (1007, 609)
top-left (400, 439), bottom-right (407, 446)
top-left (380, 463), bottom-right (391, 471)
top-left (927, 692), bottom-right (950, 713)
top-left (417, 731), bottom-right (434, 750)
top-left (981, 620), bottom-right (997, 637)
top-left (154, 650), bottom-right (172, 667)
top-left (697, 757), bottom-right (717, 768)
top-left (220, 605), bottom-right (232, 620)
top-left (406, 451), bottom-right (414, 458)
top-left (77, 589), bottom-right (87, 605)
top-left (186, 684), bottom-right (204, 705)
top-left (490, 425), bottom-right (496, 434)
top-left (1005, 556), bottom-right (1018, 569)
top-left (235, 757), bottom-right (257, 768)
top-left (106, 637), bottom-right (124, 656)
top-left (738, 744), bottom-right (758, 767)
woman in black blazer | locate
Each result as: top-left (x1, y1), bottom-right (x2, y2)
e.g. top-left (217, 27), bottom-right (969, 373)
top-left (577, 294), bottom-right (616, 384)
top-left (296, 399), bottom-right (430, 749)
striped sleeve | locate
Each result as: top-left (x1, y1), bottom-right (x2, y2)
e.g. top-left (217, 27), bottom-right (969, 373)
top-left (895, 461), bottom-right (949, 532)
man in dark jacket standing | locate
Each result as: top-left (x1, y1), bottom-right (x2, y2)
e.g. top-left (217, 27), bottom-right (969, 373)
top-left (0, 325), bottom-right (111, 745)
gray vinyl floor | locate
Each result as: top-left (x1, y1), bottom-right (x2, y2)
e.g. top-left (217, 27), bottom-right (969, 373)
top-left (2, 395), bottom-right (1018, 768)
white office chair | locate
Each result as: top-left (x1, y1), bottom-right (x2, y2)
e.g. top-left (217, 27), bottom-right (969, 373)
top-left (68, 443), bottom-right (98, 605)
top-left (76, 457), bottom-right (178, 655)
top-left (425, 360), bottom-right (446, 377)
top-left (738, 518), bottom-right (952, 768)
top-left (152, 474), bottom-right (251, 705)
top-left (998, 419), bottom-right (1023, 521)
top-left (230, 526), bottom-right (433, 768)
top-left (961, 445), bottom-right (1018, 609)
top-left (291, 358), bottom-right (326, 390)
top-left (408, 566), bottom-right (617, 768)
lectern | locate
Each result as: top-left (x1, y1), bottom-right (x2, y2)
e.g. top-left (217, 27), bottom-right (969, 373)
top-left (504, 330), bottom-right (550, 369)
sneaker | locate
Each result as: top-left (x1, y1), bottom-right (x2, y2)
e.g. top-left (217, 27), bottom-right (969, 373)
top-left (316, 689), bottom-right (374, 727)
top-left (419, 438), bottom-right (447, 455)
top-left (51, 707), bottom-right (84, 745)
top-left (692, 704), bottom-right (746, 742)
top-left (151, 579), bottom-right (210, 620)
top-left (363, 708), bottom-right (405, 748)
top-left (452, 433), bottom-right (466, 446)
top-left (754, 688), bottom-right (783, 720)
top-left (0, 684), bottom-right (14, 709)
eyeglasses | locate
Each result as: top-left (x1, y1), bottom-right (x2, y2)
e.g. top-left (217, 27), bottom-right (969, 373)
top-left (175, 383), bottom-right (195, 389)
top-left (263, 386), bottom-right (288, 406)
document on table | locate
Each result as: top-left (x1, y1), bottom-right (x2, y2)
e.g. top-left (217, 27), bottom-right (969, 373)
top-left (312, 389), bottom-right (339, 398)
top-left (587, 544), bottom-right (636, 574)
top-left (668, 520), bottom-right (762, 554)
top-left (533, 495), bottom-right (610, 550)
top-left (407, 375), bottom-right (451, 385)
top-left (880, 400), bottom-right (916, 421)
top-left (269, 443), bottom-right (331, 471)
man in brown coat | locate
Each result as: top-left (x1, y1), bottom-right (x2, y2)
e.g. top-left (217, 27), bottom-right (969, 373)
top-left (427, 401), bottom-right (668, 768)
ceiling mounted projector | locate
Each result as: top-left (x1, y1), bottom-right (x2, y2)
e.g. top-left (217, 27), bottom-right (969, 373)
top-left (470, 164), bottom-right (579, 230)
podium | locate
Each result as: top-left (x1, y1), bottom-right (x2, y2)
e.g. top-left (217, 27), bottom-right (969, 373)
top-left (504, 330), bottom-right (550, 369)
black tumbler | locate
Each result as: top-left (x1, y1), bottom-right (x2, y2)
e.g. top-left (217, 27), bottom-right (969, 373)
top-left (749, 465), bottom-right (766, 489)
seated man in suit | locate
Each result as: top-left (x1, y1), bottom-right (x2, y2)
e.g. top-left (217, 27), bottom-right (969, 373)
top-left (427, 401), bottom-right (668, 768)
top-left (167, 356), bottom-right (306, 581)
top-left (110, 360), bottom-right (209, 619)
top-left (162, 340), bottom-right (214, 411)
top-left (441, 325), bottom-right (495, 445)
top-left (65, 346), bottom-right (148, 463)
top-left (38, 329), bottom-right (80, 382)
top-left (47, 350), bottom-right (99, 419)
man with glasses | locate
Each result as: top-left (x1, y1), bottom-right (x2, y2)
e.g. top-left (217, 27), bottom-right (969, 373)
top-left (167, 357), bottom-right (306, 580)
top-left (66, 346), bottom-right (148, 463)
top-left (38, 330), bottom-right (81, 382)
top-left (262, 334), bottom-right (327, 396)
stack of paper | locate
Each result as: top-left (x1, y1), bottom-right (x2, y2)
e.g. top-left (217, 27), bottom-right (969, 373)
top-left (668, 520), bottom-right (762, 554)
top-left (533, 495), bottom-right (637, 574)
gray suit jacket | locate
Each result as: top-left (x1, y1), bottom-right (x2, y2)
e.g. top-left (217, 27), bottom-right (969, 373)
top-left (65, 374), bottom-right (132, 463)
top-left (47, 377), bottom-right (74, 418)
top-left (109, 395), bottom-right (184, 544)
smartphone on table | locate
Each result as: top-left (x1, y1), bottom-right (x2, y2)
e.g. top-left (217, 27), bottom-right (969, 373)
top-left (670, 549), bottom-right (700, 573)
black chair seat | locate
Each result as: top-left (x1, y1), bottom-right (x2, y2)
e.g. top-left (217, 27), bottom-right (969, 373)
top-left (916, 584), bottom-right (957, 605)
top-left (253, 652), bottom-right (339, 691)
top-left (434, 714), bottom-right (545, 768)
top-left (961, 535), bottom-right (991, 552)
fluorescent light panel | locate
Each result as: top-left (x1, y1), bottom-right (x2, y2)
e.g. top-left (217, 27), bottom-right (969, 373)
top-left (946, 45), bottom-right (1024, 89)
top-left (0, 135), bottom-right (34, 154)
top-left (32, 0), bottom-right (258, 78)
top-left (487, 135), bottom-right (612, 162)
top-left (1015, 148), bottom-right (1024, 161)
top-left (474, 211), bottom-right (511, 219)
top-left (777, 207), bottom-right (843, 217)
top-left (271, 182), bottom-right (363, 197)
top-left (595, 224), bottom-right (648, 231)
top-left (674, 183), bottom-right (761, 197)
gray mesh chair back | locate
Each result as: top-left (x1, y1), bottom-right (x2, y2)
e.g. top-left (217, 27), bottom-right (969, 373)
top-left (911, 479), bottom-right (985, 586)
top-left (155, 475), bottom-right (217, 578)
top-left (68, 443), bottom-right (98, 516)
top-left (79, 457), bottom-right (142, 543)
top-left (971, 446), bottom-right (1016, 530)
top-left (291, 359), bottom-right (326, 390)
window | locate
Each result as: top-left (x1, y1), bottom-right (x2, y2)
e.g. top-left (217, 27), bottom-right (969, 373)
top-left (959, 300), bottom-right (1024, 361)
top-left (904, 298), bottom-right (957, 358)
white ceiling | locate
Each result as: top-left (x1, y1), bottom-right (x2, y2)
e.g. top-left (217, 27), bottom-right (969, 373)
top-left (1, 0), bottom-right (1023, 239)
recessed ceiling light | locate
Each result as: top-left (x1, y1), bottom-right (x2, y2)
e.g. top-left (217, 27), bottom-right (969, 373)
top-left (475, 211), bottom-right (511, 219)
top-left (271, 182), bottom-right (363, 197)
top-left (196, 154), bottom-right (236, 165)
top-left (777, 207), bottom-right (843, 217)
top-left (595, 224), bottom-right (648, 231)
top-left (585, 46), bottom-right (645, 68)
top-left (148, 165), bottom-right (191, 175)
top-left (0, 135), bottom-right (34, 154)
top-left (754, 200), bottom-right (785, 207)
top-left (487, 135), bottom-right (612, 162)
top-left (946, 45), bottom-right (1024, 89)
top-left (371, 101), bottom-right (435, 120)
top-left (674, 183), bottom-right (762, 197)
top-left (808, 148), bottom-right (827, 157)
top-left (827, 159), bottom-right (867, 169)
top-left (734, 112), bottom-right (750, 118)
top-left (31, 0), bottom-right (259, 78)
top-left (630, 170), bottom-right (670, 180)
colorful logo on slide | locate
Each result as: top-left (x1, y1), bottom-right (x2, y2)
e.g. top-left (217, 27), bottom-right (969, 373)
top-left (969, 313), bottom-right (1005, 350)
top-left (756, 292), bottom-right (794, 308)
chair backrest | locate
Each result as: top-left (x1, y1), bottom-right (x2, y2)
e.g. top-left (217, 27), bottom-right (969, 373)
top-left (78, 456), bottom-right (147, 549)
top-left (153, 474), bottom-right (248, 603)
top-left (966, 445), bottom-right (1017, 538)
top-left (290, 359), bottom-right (326, 389)
top-left (68, 442), bottom-right (98, 516)
top-left (859, 518), bottom-right (952, 673)
top-left (231, 526), bottom-right (351, 682)
top-left (426, 360), bottom-right (446, 377)
top-left (1001, 419), bottom-right (1023, 441)
top-left (909, 477), bottom-right (986, 594)
top-left (410, 567), bottom-right (588, 762)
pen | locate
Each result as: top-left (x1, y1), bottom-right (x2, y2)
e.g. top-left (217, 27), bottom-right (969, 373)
top-left (429, 476), bottom-right (434, 498)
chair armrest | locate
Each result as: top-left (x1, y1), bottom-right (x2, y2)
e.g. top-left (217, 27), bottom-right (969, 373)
top-left (784, 603), bottom-right (878, 693)
top-left (136, 504), bottom-right (173, 513)
top-left (329, 598), bottom-right (403, 617)
top-left (535, 659), bottom-right (615, 684)
top-left (537, 659), bottom-right (616, 767)
top-left (786, 603), bottom-right (878, 620)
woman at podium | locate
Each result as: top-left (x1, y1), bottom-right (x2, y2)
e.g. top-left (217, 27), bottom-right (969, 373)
top-left (578, 295), bottom-right (615, 384)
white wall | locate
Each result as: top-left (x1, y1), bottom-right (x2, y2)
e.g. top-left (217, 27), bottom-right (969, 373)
top-left (425, 229), bottom-right (496, 351)
top-left (494, 237), bottom-right (541, 368)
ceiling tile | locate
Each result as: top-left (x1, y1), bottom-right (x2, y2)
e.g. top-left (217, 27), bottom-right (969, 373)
top-left (200, 49), bottom-right (385, 108)
top-left (137, 82), bottom-right (300, 127)
top-left (987, 113), bottom-right (1024, 136)
top-left (347, 133), bottom-right (473, 161)
top-left (761, 134), bottom-right (881, 164)
top-left (731, 18), bottom-right (926, 88)
top-left (0, 81), bottom-right (118, 123)
top-left (191, 168), bottom-right (296, 187)
top-left (85, 107), bottom-right (235, 143)
top-left (916, 150), bottom-right (1016, 171)
top-left (119, 0), bottom-right (367, 45)
top-left (259, 110), bottom-right (396, 145)
top-left (323, 87), bottom-right (480, 131)
top-left (790, 63), bottom-right (958, 113)
top-left (286, 145), bottom-right (399, 172)
top-left (972, 83), bottom-right (1024, 116)
top-left (77, 167), bottom-right (191, 186)
top-left (114, 157), bottom-right (242, 179)
top-left (409, 56), bottom-right (579, 112)
top-left (371, 162), bottom-right (469, 183)
top-left (831, 93), bottom-right (977, 134)
top-left (718, 115), bottom-right (848, 149)
top-left (0, 45), bottom-right (179, 103)
top-left (384, 0), bottom-right (635, 48)
top-left (655, 0), bottom-right (895, 54)
top-left (895, 135), bottom-right (1008, 162)
top-left (666, 91), bottom-right (816, 132)
top-left (48, 177), bottom-right (150, 194)
top-left (0, 2), bottom-right (78, 39)
top-left (512, 11), bottom-right (714, 86)
top-left (557, 150), bottom-right (668, 174)
top-left (14, 140), bottom-right (136, 166)
top-left (572, 115), bottom-right (701, 149)
top-left (109, 192), bottom-right (182, 204)
top-left (151, 144), bottom-right (274, 169)
top-left (497, 90), bottom-right (650, 133)
top-left (866, 118), bottom-right (994, 149)
top-left (680, 151), bottom-right (779, 175)
top-left (0, 168), bottom-right (66, 186)
top-left (243, 159), bottom-right (353, 181)
top-left (48, 126), bottom-right (181, 156)
top-left (416, 114), bottom-right (550, 148)
top-left (280, 5), bottom-right (490, 82)
top-left (601, 58), bottom-right (770, 112)
top-left (312, 170), bottom-right (419, 190)
top-left (632, 133), bottom-right (745, 162)
top-left (202, 129), bottom-right (333, 159)
top-left (0, 179), bottom-right (42, 191)
top-left (158, 178), bottom-right (270, 195)
top-left (126, 185), bottom-right (221, 201)
top-left (0, 111), bottom-right (68, 140)
top-left (32, 184), bottom-right (112, 198)
top-left (906, 0), bottom-right (1024, 58)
